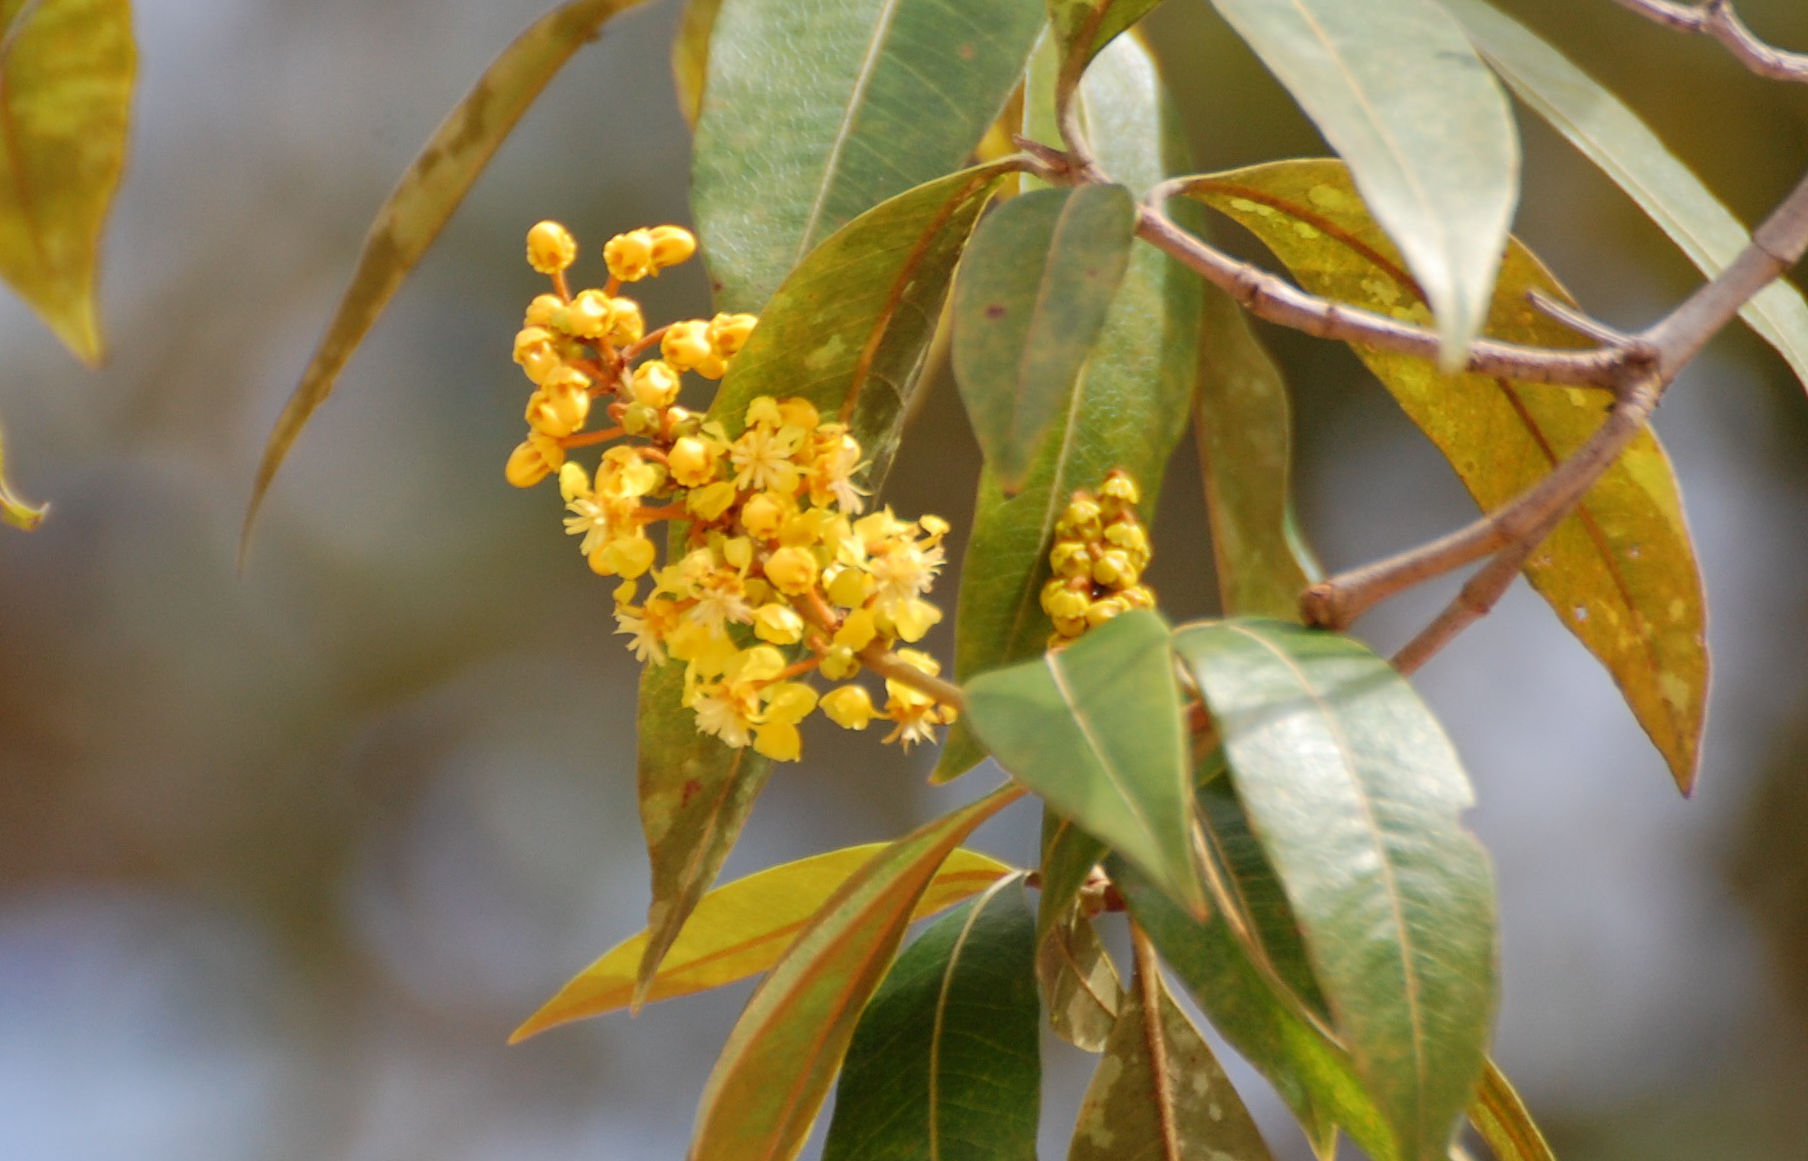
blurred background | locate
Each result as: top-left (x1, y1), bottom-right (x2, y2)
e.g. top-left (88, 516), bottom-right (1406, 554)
top-left (2, 1), bottom-right (1806, 1157)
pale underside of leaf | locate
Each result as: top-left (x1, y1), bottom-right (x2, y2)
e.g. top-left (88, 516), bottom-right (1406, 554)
top-left (241, 0), bottom-right (643, 553)
top-left (510, 845), bottom-right (1011, 1042)
top-left (1444, 0), bottom-right (1808, 391)
top-left (1190, 159), bottom-right (1707, 791)
top-left (1206, 0), bottom-right (1519, 362)
top-left (0, 0), bottom-right (135, 364)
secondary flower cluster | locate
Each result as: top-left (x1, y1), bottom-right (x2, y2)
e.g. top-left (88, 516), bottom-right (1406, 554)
top-left (1040, 469), bottom-right (1156, 642)
top-left (507, 221), bottom-right (957, 763)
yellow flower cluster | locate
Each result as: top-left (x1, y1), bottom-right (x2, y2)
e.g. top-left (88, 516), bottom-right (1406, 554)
top-left (1040, 469), bottom-right (1155, 642)
top-left (507, 221), bottom-right (958, 762)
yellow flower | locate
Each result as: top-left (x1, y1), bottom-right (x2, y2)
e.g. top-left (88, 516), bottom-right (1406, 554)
top-left (833, 607), bottom-right (878, 652)
top-left (753, 722), bottom-right (802, 762)
top-left (730, 424), bottom-right (806, 494)
top-left (592, 533), bottom-right (657, 579)
top-left (821, 685), bottom-right (876, 731)
top-left (752, 603), bottom-right (805, 645)
top-left (631, 360), bottom-right (682, 409)
top-left (707, 312), bottom-right (758, 357)
top-left (687, 480), bottom-right (739, 522)
top-left (615, 598), bottom-right (679, 665)
top-left (506, 433), bottom-right (564, 488)
top-left (513, 327), bottom-right (560, 383)
top-left (740, 490), bottom-right (795, 539)
top-left (807, 430), bottom-right (869, 514)
top-left (764, 545), bottom-right (819, 596)
top-left (566, 289), bottom-right (615, 340)
top-left (604, 229), bottom-right (656, 282)
top-left (526, 220), bottom-right (576, 273)
top-left (690, 679), bottom-right (762, 748)
top-left (648, 225), bottom-right (697, 270)
top-left (523, 294), bottom-right (563, 329)
top-left (609, 298), bottom-right (646, 345)
top-left (662, 320), bottom-right (715, 371)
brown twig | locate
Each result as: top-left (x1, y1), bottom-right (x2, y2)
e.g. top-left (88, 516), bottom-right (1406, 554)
top-left (1606, 0), bottom-right (1808, 82)
top-left (858, 645), bottom-right (968, 714)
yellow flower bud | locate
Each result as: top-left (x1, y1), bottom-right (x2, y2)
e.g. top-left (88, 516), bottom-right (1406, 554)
top-left (896, 648), bottom-right (942, 677)
top-left (648, 224), bottom-right (697, 269)
top-left (593, 534), bottom-right (657, 578)
top-left (558, 461), bottom-right (591, 502)
top-left (526, 220), bottom-right (577, 274)
top-left (567, 289), bottom-right (615, 339)
top-left (822, 685), bottom-right (876, 731)
top-left (1057, 495), bottom-right (1102, 541)
top-left (1122, 584), bottom-right (1156, 609)
top-left (731, 645), bottom-right (787, 683)
top-left (820, 645), bottom-right (861, 681)
top-left (1041, 581), bottom-right (1091, 622)
top-left (622, 401), bottom-right (660, 435)
top-left (1049, 540), bottom-right (1093, 581)
top-left (708, 312), bottom-right (759, 357)
top-left (609, 297), bottom-right (645, 345)
top-left (524, 294), bottom-right (564, 329)
top-left (753, 721), bottom-right (803, 762)
top-left (740, 491), bottom-right (790, 538)
top-left (1092, 549), bottom-right (1138, 589)
top-left (764, 545), bottom-right (819, 595)
top-left (525, 387), bottom-right (588, 436)
top-left (505, 433), bottom-right (564, 488)
top-left (1085, 595), bottom-right (1129, 628)
top-left (693, 352), bottom-right (730, 381)
top-left (752, 603), bottom-right (805, 645)
top-left (631, 360), bottom-right (682, 408)
top-left (662, 320), bottom-right (715, 371)
top-left (721, 536), bottom-right (755, 572)
top-left (745, 396), bottom-right (784, 429)
top-left (613, 579), bottom-right (638, 606)
top-left (825, 565), bottom-right (875, 608)
top-left (668, 436), bottom-right (720, 488)
top-left (604, 229), bottom-right (656, 282)
top-left (1099, 468), bottom-right (1141, 510)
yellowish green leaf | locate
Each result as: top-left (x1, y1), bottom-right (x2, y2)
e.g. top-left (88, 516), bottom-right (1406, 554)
top-left (671, 0), bottom-right (723, 128)
top-left (0, 0), bottom-right (134, 364)
top-left (686, 784), bottom-right (1025, 1161)
top-left (1037, 900), bottom-right (1121, 1052)
top-left (1468, 1057), bottom-right (1557, 1161)
top-left (1191, 159), bottom-right (1707, 792)
top-left (509, 844), bottom-right (1011, 1042)
top-left (0, 414), bottom-right (47, 530)
top-left (242, 0), bottom-right (645, 549)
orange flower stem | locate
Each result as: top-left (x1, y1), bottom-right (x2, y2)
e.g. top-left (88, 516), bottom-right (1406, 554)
top-left (557, 426), bottom-right (625, 450)
top-left (552, 271), bottom-right (572, 302)
top-left (777, 657), bottom-right (822, 681)
top-left (634, 503), bottom-right (687, 523)
top-left (623, 325), bottom-right (670, 361)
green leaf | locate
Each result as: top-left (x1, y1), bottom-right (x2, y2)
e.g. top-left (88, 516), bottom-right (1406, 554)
top-left (935, 33), bottom-right (1200, 782)
top-left (1194, 287), bottom-right (1318, 619)
top-left (952, 184), bottom-right (1137, 490)
top-left (672, 0), bottom-right (724, 128)
top-left (1069, 958), bottom-right (1274, 1161)
top-left (243, 0), bottom-right (645, 548)
top-left (0, 413), bottom-right (47, 531)
top-left (1047, 0), bottom-right (1166, 74)
top-left (691, 0), bottom-right (1045, 311)
top-left (686, 784), bottom-right (1024, 1161)
top-left (1206, 0), bottom-right (1518, 362)
top-left (1468, 1057), bottom-right (1556, 1161)
top-left (633, 165), bottom-right (1013, 995)
top-left (1036, 811), bottom-right (1119, 1050)
top-left (1444, 0), bottom-right (1808, 392)
top-left (966, 609), bottom-right (1204, 914)
top-left (0, 0), bottom-right (134, 365)
top-left (1175, 619), bottom-right (1497, 1161)
top-left (1190, 159), bottom-right (1708, 791)
top-left (822, 876), bottom-right (1041, 1161)
top-left (510, 844), bottom-right (1012, 1042)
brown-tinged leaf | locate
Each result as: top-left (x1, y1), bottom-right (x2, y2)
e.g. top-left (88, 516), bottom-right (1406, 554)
top-left (686, 784), bottom-right (1025, 1161)
top-left (1195, 286), bottom-right (1318, 619)
top-left (1468, 1057), bottom-right (1557, 1161)
top-left (0, 0), bottom-right (134, 364)
top-left (1068, 944), bottom-right (1275, 1161)
top-left (671, 0), bottom-right (723, 128)
top-left (510, 844), bottom-right (1012, 1042)
top-left (1191, 159), bottom-right (1706, 792)
top-left (1036, 810), bottom-right (1119, 1050)
top-left (242, 0), bottom-right (646, 551)
top-left (0, 413), bottom-right (47, 530)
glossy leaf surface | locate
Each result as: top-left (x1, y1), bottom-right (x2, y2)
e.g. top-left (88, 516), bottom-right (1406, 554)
top-left (0, 417), bottom-right (46, 530)
top-left (1194, 287), bottom-right (1317, 619)
top-left (1193, 160), bottom-right (1707, 790)
top-left (1207, 0), bottom-right (1518, 361)
top-left (0, 0), bottom-right (134, 364)
top-left (1069, 963), bottom-right (1274, 1161)
top-left (936, 34), bottom-right (1199, 781)
top-left (245, 0), bottom-right (643, 545)
top-left (1176, 619), bottom-right (1496, 1161)
top-left (672, 0), bottom-right (724, 127)
top-left (952, 183), bottom-right (1137, 490)
top-left (691, 0), bottom-right (1044, 310)
top-left (633, 165), bottom-right (1012, 993)
top-left (966, 610), bottom-right (1204, 914)
top-left (822, 877), bottom-right (1040, 1161)
top-left (511, 845), bottom-right (1011, 1042)
top-left (1445, 0), bottom-right (1808, 391)
top-left (686, 785), bottom-right (1024, 1161)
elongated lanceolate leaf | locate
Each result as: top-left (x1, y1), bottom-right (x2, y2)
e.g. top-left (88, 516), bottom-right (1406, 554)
top-left (1191, 159), bottom-right (1707, 791)
top-left (0, 0), bottom-right (134, 364)
top-left (672, 0), bottom-right (724, 127)
top-left (822, 877), bottom-right (1040, 1161)
top-left (633, 165), bottom-right (1012, 997)
top-left (1444, 0), bottom-right (1808, 392)
top-left (1176, 619), bottom-right (1497, 1161)
top-left (952, 184), bottom-right (1136, 490)
top-left (1034, 811), bottom-right (1119, 1050)
top-left (1468, 1057), bottom-right (1556, 1161)
top-left (510, 845), bottom-right (1011, 1042)
top-left (935, 33), bottom-right (1200, 782)
top-left (1207, 0), bottom-right (1518, 362)
top-left (966, 610), bottom-right (1204, 914)
top-left (0, 415), bottom-right (46, 530)
top-left (1069, 961), bottom-right (1274, 1161)
top-left (686, 784), bottom-right (1024, 1161)
top-left (1194, 287), bottom-right (1318, 619)
top-left (244, 0), bottom-right (644, 547)
top-left (691, 0), bottom-right (1044, 311)
top-left (1047, 0), bottom-right (1166, 74)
